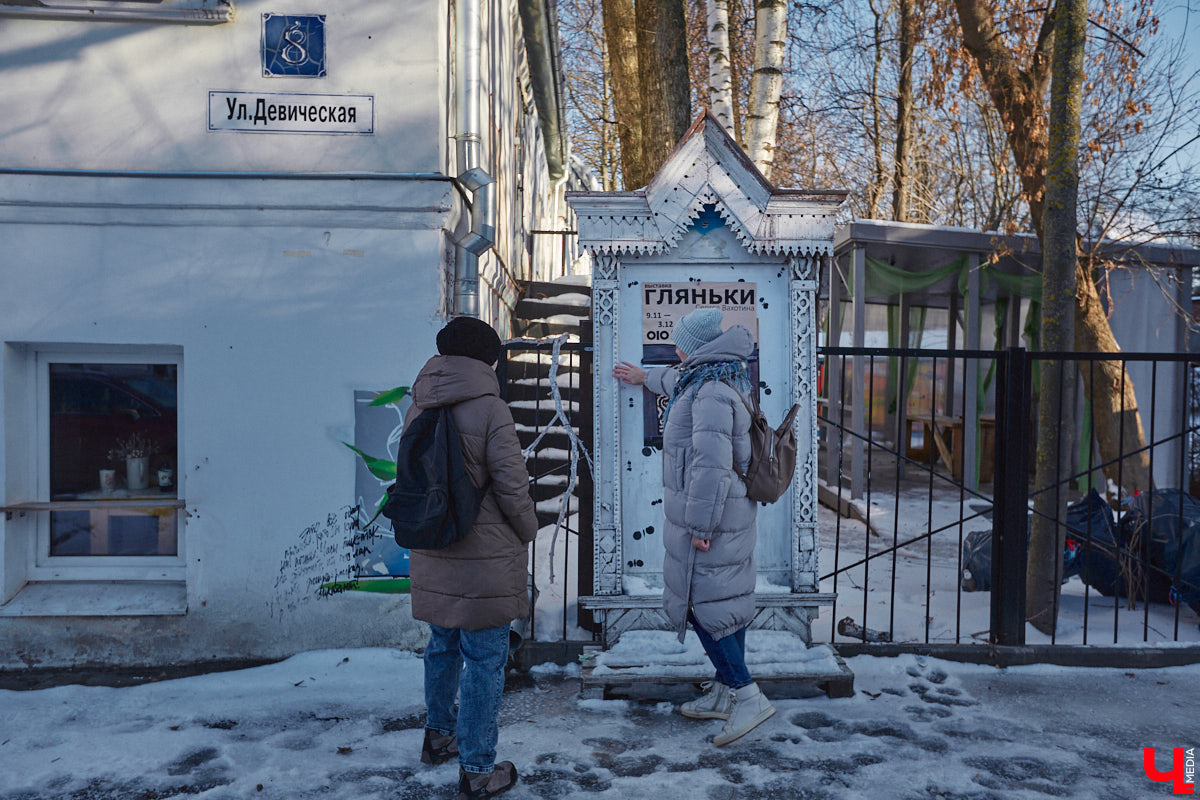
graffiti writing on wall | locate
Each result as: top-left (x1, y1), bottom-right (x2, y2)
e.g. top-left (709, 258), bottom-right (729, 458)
top-left (268, 505), bottom-right (384, 619)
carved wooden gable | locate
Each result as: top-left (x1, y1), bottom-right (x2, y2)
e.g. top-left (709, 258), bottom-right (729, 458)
top-left (570, 112), bottom-right (843, 257)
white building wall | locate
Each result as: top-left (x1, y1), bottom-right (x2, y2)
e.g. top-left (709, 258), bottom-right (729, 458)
top-left (0, 0), bottom-right (445, 173)
top-left (0, 176), bottom-right (456, 667)
top-left (0, 0), bottom-right (562, 667)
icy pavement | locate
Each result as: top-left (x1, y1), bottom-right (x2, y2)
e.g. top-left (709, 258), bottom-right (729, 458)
top-left (1, 648), bottom-right (1196, 799)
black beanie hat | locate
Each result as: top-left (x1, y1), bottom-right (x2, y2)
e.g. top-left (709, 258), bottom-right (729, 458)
top-left (436, 316), bottom-right (502, 365)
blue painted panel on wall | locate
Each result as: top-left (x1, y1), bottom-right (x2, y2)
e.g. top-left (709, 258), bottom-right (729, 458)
top-left (262, 14), bottom-right (327, 78)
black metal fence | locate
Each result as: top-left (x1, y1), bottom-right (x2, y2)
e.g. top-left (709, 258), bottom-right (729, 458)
top-left (498, 337), bottom-right (597, 655)
top-left (820, 345), bottom-right (1200, 654)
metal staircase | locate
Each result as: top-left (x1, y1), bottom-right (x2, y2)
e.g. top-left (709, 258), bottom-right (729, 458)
top-left (500, 275), bottom-right (595, 641)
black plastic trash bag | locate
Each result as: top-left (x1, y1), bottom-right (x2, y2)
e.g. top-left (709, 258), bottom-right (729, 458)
top-left (961, 489), bottom-right (1112, 592)
top-left (961, 528), bottom-right (997, 592)
top-left (1068, 489), bottom-right (1122, 597)
top-left (1122, 489), bottom-right (1200, 614)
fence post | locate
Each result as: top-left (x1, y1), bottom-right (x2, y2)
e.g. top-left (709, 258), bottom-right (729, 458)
top-left (991, 346), bottom-right (1030, 645)
top-left (577, 319), bottom-right (598, 632)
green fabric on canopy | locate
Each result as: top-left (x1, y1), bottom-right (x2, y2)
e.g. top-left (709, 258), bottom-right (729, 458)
top-left (856, 255), bottom-right (965, 297)
top-left (849, 253), bottom-right (1046, 484)
top-left (855, 252), bottom-right (1045, 363)
top-left (886, 305), bottom-right (927, 414)
top-left (988, 268), bottom-right (1042, 301)
top-left (844, 253), bottom-right (1047, 480)
top-left (853, 254), bottom-right (1042, 305)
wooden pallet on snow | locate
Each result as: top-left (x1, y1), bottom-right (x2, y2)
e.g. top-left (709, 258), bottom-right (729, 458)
top-left (578, 630), bottom-right (855, 701)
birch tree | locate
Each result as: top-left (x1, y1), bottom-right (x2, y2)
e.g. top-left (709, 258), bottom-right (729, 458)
top-left (705, 0), bottom-right (736, 137)
top-left (745, 0), bottom-right (788, 178)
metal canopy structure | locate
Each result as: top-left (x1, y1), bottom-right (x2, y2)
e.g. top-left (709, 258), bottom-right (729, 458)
top-left (825, 219), bottom-right (1200, 498)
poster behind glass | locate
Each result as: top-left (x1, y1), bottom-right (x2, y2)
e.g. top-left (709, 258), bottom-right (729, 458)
top-left (641, 281), bottom-right (759, 447)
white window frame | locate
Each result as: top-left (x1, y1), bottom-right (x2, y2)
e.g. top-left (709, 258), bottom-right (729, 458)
top-left (29, 346), bottom-right (185, 583)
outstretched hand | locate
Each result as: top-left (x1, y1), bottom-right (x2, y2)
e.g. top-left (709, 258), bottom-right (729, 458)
top-left (613, 361), bottom-right (646, 386)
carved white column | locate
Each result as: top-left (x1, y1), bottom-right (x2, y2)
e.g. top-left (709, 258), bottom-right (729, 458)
top-left (591, 253), bottom-right (622, 594)
top-left (790, 254), bottom-right (819, 592)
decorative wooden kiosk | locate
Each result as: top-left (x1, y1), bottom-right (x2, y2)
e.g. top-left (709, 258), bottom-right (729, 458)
top-left (568, 113), bottom-right (852, 698)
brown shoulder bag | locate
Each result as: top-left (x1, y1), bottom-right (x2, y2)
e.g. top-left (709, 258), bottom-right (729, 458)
top-left (727, 386), bottom-right (800, 504)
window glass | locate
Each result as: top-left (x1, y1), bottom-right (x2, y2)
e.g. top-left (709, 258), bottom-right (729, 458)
top-left (48, 363), bottom-right (178, 557)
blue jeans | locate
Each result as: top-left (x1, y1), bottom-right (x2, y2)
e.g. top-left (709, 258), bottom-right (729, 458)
top-left (688, 609), bottom-right (752, 689)
top-left (423, 622), bottom-right (510, 774)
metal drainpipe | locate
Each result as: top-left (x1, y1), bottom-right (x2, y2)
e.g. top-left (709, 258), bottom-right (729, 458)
top-left (453, 0), bottom-right (496, 318)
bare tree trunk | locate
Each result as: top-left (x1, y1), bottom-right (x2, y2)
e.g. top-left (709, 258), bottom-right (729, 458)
top-left (728, 0), bottom-right (748, 147)
top-left (602, 0), bottom-right (644, 188)
top-left (953, 0), bottom-right (1152, 507)
top-left (954, 0), bottom-right (1054, 230)
top-left (634, 0), bottom-right (692, 186)
top-left (892, 0), bottom-right (915, 221)
top-left (866, 0), bottom-right (889, 218)
top-left (661, 0), bottom-right (693, 146)
top-left (1074, 268), bottom-right (1152, 497)
top-left (746, 0), bottom-right (787, 178)
top-left (705, 0), bottom-right (736, 137)
top-left (600, 37), bottom-right (617, 190)
top-left (1026, 0), bottom-right (1087, 635)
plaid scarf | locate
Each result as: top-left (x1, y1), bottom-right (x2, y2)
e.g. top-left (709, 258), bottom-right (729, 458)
top-left (662, 359), bottom-right (751, 430)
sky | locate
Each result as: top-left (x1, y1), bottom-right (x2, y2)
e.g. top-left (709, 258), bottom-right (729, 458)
top-left (1, 646), bottom-right (1197, 800)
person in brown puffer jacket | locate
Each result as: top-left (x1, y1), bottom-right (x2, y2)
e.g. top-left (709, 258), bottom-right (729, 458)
top-left (404, 316), bottom-right (537, 800)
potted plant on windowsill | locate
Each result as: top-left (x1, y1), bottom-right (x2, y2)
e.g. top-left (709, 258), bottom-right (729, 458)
top-left (108, 433), bottom-right (161, 492)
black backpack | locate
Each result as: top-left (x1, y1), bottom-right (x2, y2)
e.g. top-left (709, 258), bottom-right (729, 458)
top-left (382, 405), bottom-right (489, 550)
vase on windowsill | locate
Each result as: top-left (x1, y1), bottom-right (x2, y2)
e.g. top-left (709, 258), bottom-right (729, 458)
top-left (126, 456), bottom-right (150, 491)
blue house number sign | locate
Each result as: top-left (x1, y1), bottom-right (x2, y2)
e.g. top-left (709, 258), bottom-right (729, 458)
top-left (262, 14), bottom-right (326, 78)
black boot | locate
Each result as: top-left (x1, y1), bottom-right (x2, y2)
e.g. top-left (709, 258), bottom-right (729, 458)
top-left (420, 729), bottom-right (458, 766)
top-left (457, 761), bottom-right (519, 800)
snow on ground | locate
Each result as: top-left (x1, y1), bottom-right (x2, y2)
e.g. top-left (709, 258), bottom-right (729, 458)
top-left (529, 515), bottom-right (588, 643)
top-left (1, 648), bottom-right (1196, 799)
top-left (547, 274), bottom-right (592, 287)
top-left (815, 493), bottom-right (1200, 646)
top-left (536, 292), bottom-right (591, 307)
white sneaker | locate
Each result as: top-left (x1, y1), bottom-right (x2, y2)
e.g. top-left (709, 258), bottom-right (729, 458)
top-left (680, 680), bottom-right (732, 720)
top-left (712, 682), bottom-right (776, 746)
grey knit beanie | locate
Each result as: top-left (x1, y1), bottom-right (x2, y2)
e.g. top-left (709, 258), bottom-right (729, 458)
top-left (672, 307), bottom-right (724, 355)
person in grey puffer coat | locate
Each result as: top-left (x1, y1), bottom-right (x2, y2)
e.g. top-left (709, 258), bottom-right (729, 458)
top-left (613, 307), bottom-right (777, 747)
top-left (404, 316), bottom-right (536, 800)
